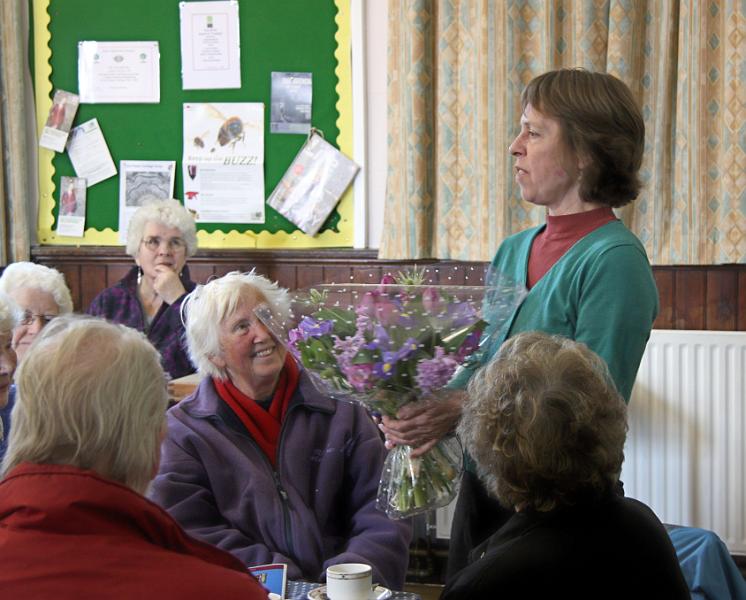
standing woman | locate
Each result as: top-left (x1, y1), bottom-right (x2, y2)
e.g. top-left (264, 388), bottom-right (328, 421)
top-left (379, 69), bottom-right (659, 573)
top-left (87, 199), bottom-right (198, 379)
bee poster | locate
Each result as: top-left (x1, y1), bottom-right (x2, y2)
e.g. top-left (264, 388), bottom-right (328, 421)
top-left (183, 102), bottom-right (265, 224)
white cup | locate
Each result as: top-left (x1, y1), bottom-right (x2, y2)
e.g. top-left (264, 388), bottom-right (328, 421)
top-left (326, 563), bottom-right (373, 600)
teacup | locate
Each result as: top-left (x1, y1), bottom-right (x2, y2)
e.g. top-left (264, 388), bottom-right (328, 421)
top-left (326, 563), bottom-right (372, 600)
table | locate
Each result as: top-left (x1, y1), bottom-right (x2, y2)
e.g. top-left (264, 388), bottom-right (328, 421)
top-left (286, 580), bottom-right (421, 600)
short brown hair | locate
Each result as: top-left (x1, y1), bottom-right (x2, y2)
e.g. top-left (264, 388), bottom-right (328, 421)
top-left (522, 68), bottom-right (644, 207)
top-left (459, 331), bottom-right (628, 512)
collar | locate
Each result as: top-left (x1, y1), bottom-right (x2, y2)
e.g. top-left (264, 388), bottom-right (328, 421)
top-left (179, 368), bottom-right (337, 421)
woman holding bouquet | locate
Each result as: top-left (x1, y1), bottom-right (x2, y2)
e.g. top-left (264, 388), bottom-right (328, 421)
top-left (380, 69), bottom-right (659, 573)
top-left (149, 271), bottom-right (411, 589)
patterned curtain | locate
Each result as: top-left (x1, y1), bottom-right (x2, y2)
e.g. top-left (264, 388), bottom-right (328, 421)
top-left (380, 0), bottom-right (745, 264)
top-left (0, 0), bottom-right (33, 263)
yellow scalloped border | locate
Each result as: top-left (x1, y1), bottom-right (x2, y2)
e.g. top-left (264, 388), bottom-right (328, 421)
top-left (34, 0), bottom-right (353, 249)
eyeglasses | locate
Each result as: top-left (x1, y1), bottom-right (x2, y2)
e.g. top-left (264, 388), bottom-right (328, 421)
top-left (141, 236), bottom-right (187, 252)
top-left (20, 311), bottom-right (57, 327)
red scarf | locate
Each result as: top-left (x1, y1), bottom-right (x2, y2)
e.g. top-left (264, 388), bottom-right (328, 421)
top-left (213, 356), bottom-right (299, 468)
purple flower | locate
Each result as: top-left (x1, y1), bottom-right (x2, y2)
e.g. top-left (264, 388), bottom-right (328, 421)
top-left (446, 301), bottom-right (479, 328)
top-left (379, 274), bottom-right (396, 286)
top-left (455, 329), bottom-right (482, 361)
top-left (415, 347), bottom-right (459, 394)
top-left (297, 316), bottom-right (334, 340)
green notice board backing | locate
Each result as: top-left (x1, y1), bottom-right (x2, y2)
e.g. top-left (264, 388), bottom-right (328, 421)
top-left (33, 0), bottom-right (354, 248)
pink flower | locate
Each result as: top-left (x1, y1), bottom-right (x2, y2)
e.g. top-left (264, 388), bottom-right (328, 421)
top-left (341, 362), bottom-right (376, 392)
top-left (356, 290), bottom-right (401, 326)
top-left (422, 287), bottom-right (443, 314)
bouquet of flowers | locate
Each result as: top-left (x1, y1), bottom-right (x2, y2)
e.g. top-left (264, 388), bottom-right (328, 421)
top-left (257, 268), bottom-right (525, 519)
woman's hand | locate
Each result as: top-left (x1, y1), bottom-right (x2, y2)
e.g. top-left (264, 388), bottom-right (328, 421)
top-left (379, 390), bottom-right (465, 458)
top-left (152, 265), bottom-right (187, 305)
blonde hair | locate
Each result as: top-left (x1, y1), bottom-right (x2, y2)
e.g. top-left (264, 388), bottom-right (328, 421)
top-left (183, 270), bottom-right (290, 379)
top-left (460, 331), bottom-right (628, 512)
top-left (2, 315), bottom-right (168, 494)
top-left (0, 262), bottom-right (73, 314)
top-left (125, 198), bottom-right (198, 257)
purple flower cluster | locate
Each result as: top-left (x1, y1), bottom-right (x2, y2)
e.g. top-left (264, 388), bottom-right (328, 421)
top-left (414, 347), bottom-right (460, 394)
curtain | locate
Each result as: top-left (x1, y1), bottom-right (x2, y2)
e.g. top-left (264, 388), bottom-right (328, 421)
top-left (0, 0), bottom-right (34, 263)
top-left (380, 0), bottom-right (745, 264)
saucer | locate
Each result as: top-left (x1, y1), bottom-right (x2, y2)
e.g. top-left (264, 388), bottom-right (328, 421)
top-left (307, 585), bottom-right (392, 600)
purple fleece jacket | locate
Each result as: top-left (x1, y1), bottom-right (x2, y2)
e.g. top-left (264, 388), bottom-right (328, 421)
top-left (86, 266), bottom-right (196, 379)
top-left (149, 373), bottom-right (412, 589)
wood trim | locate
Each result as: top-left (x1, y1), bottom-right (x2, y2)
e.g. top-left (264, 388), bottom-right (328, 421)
top-left (30, 247), bottom-right (746, 331)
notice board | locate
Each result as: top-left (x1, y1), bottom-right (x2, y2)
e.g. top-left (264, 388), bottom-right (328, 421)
top-left (32, 0), bottom-right (354, 249)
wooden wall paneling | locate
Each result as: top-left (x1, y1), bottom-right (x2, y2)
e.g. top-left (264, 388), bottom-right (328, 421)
top-left (28, 247), bottom-right (746, 331)
top-left (674, 269), bottom-right (706, 329)
top-left (56, 264), bottom-right (81, 310)
top-left (213, 263), bottom-right (245, 278)
top-left (295, 265), bottom-right (324, 289)
top-left (738, 271), bottom-right (746, 331)
top-left (351, 266), bottom-right (384, 284)
top-left (705, 269), bottom-right (737, 330)
top-left (653, 269), bottom-right (674, 329)
top-left (266, 264), bottom-right (297, 291)
top-left (322, 266), bottom-right (354, 284)
top-left (187, 264), bottom-right (215, 285)
top-left (80, 264), bottom-right (107, 312)
top-left (107, 264), bottom-right (131, 288)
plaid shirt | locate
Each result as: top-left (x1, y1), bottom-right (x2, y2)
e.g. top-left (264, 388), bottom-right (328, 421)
top-left (87, 266), bottom-right (196, 379)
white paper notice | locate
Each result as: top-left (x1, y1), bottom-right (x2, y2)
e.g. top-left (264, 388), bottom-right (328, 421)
top-left (118, 161), bottom-right (176, 243)
top-left (66, 119), bottom-right (117, 187)
top-left (183, 102), bottom-right (264, 223)
top-left (180, 1), bottom-right (241, 90)
top-left (56, 176), bottom-right (87, 238)
top-left (78, 41), bottom-right (160, 103)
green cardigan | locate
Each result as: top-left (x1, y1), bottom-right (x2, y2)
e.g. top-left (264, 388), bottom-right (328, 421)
top-left (453, 220), bottom-right (658, 403)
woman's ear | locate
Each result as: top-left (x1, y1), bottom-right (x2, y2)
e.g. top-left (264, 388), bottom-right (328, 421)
top-left (208, 353), bottom-right (226, 370)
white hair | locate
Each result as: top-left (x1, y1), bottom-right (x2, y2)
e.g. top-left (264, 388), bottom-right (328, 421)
top-left (2, 315), bottom-right (168, 494)
top-left (125, 198), bottom-right (198, 257)
top-left (0, 293), bottom-right (20, 335)
top-left (183, 270), bottom-right (290, 379)
top-left (0, 262), bottom-right (73, 314)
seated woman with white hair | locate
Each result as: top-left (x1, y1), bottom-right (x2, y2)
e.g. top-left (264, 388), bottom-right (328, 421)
top-left (0, 316), bottom-right (268, 599)
top-left (0, 294), bottom-right (18, 444)
top-left (87, 198), bottom-right (198, 379)
top-left (0, 261), bottom-right (72, 461)
top-left (149, 271), bottom-right (412, 589)
top-left (441, 331), bottom-right (689, 599)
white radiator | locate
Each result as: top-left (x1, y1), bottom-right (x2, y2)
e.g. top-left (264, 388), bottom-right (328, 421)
top-left (623, 329), bottom-right (746, 555)
top-left (436, 330), bottom-right (746, 555)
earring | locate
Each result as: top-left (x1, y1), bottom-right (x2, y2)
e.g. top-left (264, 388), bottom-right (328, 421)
top-left (137, 266), bottom-right (143, 285)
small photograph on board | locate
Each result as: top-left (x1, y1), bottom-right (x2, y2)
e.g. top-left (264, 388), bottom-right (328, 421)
top-left (118, 160), bottom-right (176, 243)
top-left (270, 72), bottom-right (312, 134)
top-left (39, 89), bottom-right (80, 152)
top-left (267, 130), bottom-right (359, 237)
top-left (56, 176), bottom-right (87, 238)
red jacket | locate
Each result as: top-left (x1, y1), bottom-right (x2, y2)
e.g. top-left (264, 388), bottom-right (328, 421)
top-left (0, 463), bottom-right (269, 600)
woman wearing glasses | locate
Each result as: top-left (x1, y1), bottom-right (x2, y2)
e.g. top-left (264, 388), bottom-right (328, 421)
top-left (87, 199), bottom-right (198, 379)
top-left (0, 262), bottom-right (73, 460)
